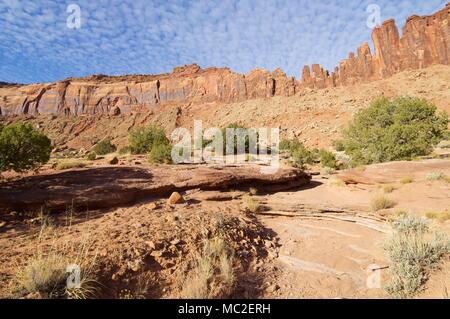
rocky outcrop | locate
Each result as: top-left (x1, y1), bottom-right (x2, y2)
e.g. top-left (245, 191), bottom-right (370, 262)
top-left (0, 3), bottom-right (449, 116)
top-left (0, 65), bottom-right (297, 116)
top-left (0, 165), bottom-right (310, 212)
top-left (301, 2), bottom-right (450, 89)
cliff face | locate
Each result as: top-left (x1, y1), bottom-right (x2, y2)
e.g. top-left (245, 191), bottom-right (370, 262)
top-left (302, 2), bottom-right (450, 89)
top-left (1, 3), bottom-right (449, 116)
top-left (0, 64), bottom-right (298, 116)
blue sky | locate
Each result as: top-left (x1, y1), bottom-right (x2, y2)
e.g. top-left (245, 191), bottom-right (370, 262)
top-left (0, 0), bottom-right (447, 84)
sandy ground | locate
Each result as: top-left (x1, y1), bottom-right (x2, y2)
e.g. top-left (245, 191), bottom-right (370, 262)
top-left (1, 158), bottom-right (448, 299)
top-left (256, 159), bottom-right (450, 298)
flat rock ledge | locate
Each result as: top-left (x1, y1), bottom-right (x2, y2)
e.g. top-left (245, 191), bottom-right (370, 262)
top-left (0, 165), bottom-right (310, 213)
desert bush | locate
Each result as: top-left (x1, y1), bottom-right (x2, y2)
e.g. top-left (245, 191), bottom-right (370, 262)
top-left (370, 195), bottom-right (396, 211)
top-left (92, 139), bottom-right (116, 155)
top-left (242, 195), bottom-right (260, 213)
top-left (319, 149), bottom-right (338, 169)
top-left (129, 125), bottom-right (170, 155)
top-left (341, 97), bottom-right (448, 166)
top-left (400, 176), bottom-right (414, 184)
top-left (118, 146), bottom-right (131, 155)
top-left (332, 139), bottom-right (345, 152)
top-left (148, 142), bottom-right (172, 164)
top-left (437, 140), bottom-right (450, 149)
top-left (281, 138), bottom-right (317, 169)
top-left (86, 152), bottom-right (96, 161)
top-left (426, 172), bottom-right (445, 181)
top-left (0, 122), bottom-right (52, 172)
top-left (279, 138), bottom-right (295, 151)
top-left (382, 184), bottom-right (396, 194)
top-left (180, 236), bottom-right (234, 299)
top-left (56, 160), bottom-right (87, 170)
top-left (384, 215), bottom-right (450, 298)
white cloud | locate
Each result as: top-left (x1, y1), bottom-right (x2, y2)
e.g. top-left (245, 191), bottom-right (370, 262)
top-left (0, 0), bottom-right (447, 83)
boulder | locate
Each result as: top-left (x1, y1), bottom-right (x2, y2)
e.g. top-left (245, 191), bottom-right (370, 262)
top-left (108, 157), bottom-right (119, 165)
top-left (168, 192), bottom-right (184, 205)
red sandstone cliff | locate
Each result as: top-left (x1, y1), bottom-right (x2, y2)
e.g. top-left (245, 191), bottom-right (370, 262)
top-left (0, 3), bottom-right (449, 116)
top-left (301, 2), bottom-right (450, 89)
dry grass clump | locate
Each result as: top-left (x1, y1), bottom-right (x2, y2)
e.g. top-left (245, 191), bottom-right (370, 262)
top-left (118, 274), bottom-right (151, 299)
top-left (249, 187), bottom-right (258, 196)
top-left (399, 176), bottom-right (414, 184)
top-left (14, 225), bottom-right (99, 299)
top-left (242, 195), bottom-right (260, 213)
top-left (384, 215), bottom-right (450, 298)
top-left (328, 177), bottom-right (346, 187)
top-left (382, 184), bottom-right (397, 194)
top-left (425, 211), bottom-right (450, 223)
top-left (370, 195), bottom-right (396, 211)
top-left (180, 235), bottom-right (235, 299)
top-left (55, 159), bottom-right (87, 171)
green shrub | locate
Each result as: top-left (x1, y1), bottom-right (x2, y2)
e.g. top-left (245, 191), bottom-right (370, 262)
top-left (341, 97), bottom-right (448, 165)
top-left (93, 139), bottom-right (116, 155)
top-left (0, 122), bottom-right (52, 172)
top-left (118, 146), bottom-right (131, 155)
top-left (332, 139), bottom-right (345, 152)
top-left (319, 150), bottom-right (338, 169)
top-left (86, 153), bottom-right (96, 161)
top-left (280, 139), bottom-right (317, 169)
top-left (279, 138), bottom-right (293, 151)
top-left (148, 143), bottom-right (172, 164)
top-left (129, 125), bottom-right (169, 155)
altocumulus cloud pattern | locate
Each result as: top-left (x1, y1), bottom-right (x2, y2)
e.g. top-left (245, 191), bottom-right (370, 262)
top-left (0, 0), bottom-right (447, 84)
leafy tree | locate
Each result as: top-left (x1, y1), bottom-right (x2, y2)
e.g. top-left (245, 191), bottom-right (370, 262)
top-left (93, 139), bottom-right (116, 155)
top-left (342, 97), bottom-right (448, 165)
top-left (129, 125), bottom-right (169, 154)
top-left (0, 122), bottom-right (52, 172)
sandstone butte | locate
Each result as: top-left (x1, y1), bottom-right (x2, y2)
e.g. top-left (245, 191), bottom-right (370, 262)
top-left (0, 3), bottom-right (449, 117)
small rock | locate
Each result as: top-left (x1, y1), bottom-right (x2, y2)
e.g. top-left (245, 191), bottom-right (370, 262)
top-left (146, 241), bottom-right (156, 249)
top-left (151, 250), bottom-right (163, 257)
top-left (170, 239), bottom-right (180, 245)
top-left (109, 157), bottom-right (119, 165)
top-left (266, 284), bottom-right (280, 293)
top-left (0, 221), bottom-right (6, 228)
top-left (167, 192), bottom-right (184, 205)
top-left (264, 240), bottom-right (272, 249)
